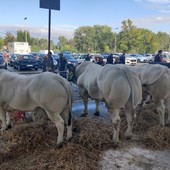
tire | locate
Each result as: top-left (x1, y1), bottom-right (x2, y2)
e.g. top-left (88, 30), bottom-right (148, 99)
top-left (35, 68), bottom-right (38, 71)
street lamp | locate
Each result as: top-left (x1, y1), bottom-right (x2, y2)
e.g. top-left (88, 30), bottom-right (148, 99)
top-left (24, 17), bottom-right (27, 42)
top-left (114, 27), bottom-right (118, 53)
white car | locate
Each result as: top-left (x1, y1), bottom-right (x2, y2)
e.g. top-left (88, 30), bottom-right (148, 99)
top-left (125, 54), bottom-right (137, 66)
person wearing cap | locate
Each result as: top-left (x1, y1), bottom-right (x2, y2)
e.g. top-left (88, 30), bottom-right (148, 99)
top-left (154, 50), bottom-right (163, 62)
top-left (58, 53), bottom-right (68, 78)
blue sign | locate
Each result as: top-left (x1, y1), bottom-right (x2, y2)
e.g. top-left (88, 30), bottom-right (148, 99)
top-left (40, 0), bottom-right (60, 10)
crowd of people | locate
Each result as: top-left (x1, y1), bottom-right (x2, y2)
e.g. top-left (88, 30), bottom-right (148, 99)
top-left (43, 52), bottom-right (68, 78)
top-left (85, 52), bottom-right (126, 65)
top-left (42, 50), bottom-right (164, 79)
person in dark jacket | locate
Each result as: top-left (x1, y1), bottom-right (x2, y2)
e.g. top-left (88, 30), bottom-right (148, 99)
top-left (46, 51), bottom-right (54, 71)
top-left (42, 55), bottom-right (48, 72)
top-left (154, 50), bottom-right (163, 62)
top-left (106, 53), bottom-right (114, 64)
top-left (58, 53), bottom-right (68, 78)
top-left (119, 52), bottom-right (126, 64)
top-left (85, 54), bottom-right (91, 61)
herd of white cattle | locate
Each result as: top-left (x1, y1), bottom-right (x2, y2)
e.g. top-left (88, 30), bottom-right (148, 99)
top-left (0, 61), bottom-right (170, 146)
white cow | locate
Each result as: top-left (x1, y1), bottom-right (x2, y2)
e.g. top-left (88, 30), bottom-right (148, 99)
top-left (75, 62), bottom-right (142, 144)
top-left (0, 70), bottom-right (73, 146)
top-left (133, 64), bottom-right (170, 126)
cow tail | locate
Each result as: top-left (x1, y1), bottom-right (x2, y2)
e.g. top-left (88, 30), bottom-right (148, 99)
top-left (67, 83), bottom-right (73, 126)
top-left (57, 77), bottom-right (73, 126)
top-left (120, 66), bottom-right (140, 109)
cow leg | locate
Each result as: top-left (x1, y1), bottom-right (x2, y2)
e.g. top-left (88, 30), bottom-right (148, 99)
top-left (46, 111), bottom-right (64, 146)
top-left (124, 105), bottom-right (134, 139)
top-left (81, 95), bottom-right (89, 117)
top-left (6, 112), bottom-right (12, 129)
top-left (61, 109), bottom-right (72, 141)
top-left (94, 100), bottom-right (100, 116)
top-left (153, 98), bottom-right (165, 126)
top-left (0, 106), bottom-right (8, 130)
top-left (165, 98), bottom-right (170, 125)
top-left (110, 109), bottom-right (120, 144)
top-left (66, 111), bottom-right (72, 141)
top-left (79, 88), bottom-right (89, 116)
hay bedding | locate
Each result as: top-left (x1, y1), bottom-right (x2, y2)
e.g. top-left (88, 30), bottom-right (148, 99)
top-left (0, 105), bottom-right (170, 170)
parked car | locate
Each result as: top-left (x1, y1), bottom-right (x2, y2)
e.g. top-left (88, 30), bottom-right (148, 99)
top-left (0, 54), bottom-right (7, 69)
top-left (63, 54), bottom-right (78, 67)
top-left (74, 54), bottom-right (86, 64)
top-left (125, 54), bottom-right (137, 66)
top-left (161, 52), bottom-right (170, 63)
top-left (101, 54), bottom-right (109, 63)
top-left (129, 54), bottom-right (148, 63)
top-left (13, 54), bottom-right (39, 71)
top-left (37, 53), bottom-right (58, 69)
top-left (145, 54), bottom-right (155, 62)
top-left (149, 51), bottom-right (170, 63)
top-left (8, 54), bottom-right (20, 67)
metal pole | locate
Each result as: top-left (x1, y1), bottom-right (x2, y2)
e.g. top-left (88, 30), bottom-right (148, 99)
top-left (114, 27), bottom-right (118, 53)
top-left (25, 31), bottom-right (27, 42)
top-left (48, 9), bottom-right (51, 57)
top-left (114, 34), bottom-right (116, 53)
top-left (24, 17), bottom-right (27, 42)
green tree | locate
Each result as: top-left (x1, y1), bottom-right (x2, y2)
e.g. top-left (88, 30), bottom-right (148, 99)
top-left (157, 32), bottom-right (170, 51)
top-left (16, 30), bottom-right (31, 43)
top-left (0, 37), bottom-right (4, 50)
top-left (4, 32), bottom-right (15, 46)
top-left (58, 36), bottom-right (68, 49)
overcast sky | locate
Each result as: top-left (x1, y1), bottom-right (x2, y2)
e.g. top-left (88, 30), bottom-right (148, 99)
top-left (1, 0), bottom-right (170, 43)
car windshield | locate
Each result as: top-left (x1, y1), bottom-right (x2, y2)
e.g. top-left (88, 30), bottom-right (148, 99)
top-left (21, 55), bottom-right (34, 59)
top-left (52, 54), bottom-right (59, 60)
top-left (64, 54), bottom-right (76, 61)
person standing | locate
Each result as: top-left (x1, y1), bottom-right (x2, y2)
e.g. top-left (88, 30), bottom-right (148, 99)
top-left (58, 53), bottom-right (68, 78)
top-left (119, 52), bottom-right (126, 64)
top-left (106, 53), bottom-right (114, 64)
top-left (85, 54), bottom-right (91, 61)
top-left (154, 50), bottom-right (163, 62)
top-left (46, 51), bottom-right (54, 72)
top-left (42, 55), bottom-right (48, 72)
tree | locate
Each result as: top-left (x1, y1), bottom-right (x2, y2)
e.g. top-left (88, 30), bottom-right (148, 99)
top-left (117, 19), bottom-right (158, 54)
top-left (4, 32), bottom-right (15, 46)
top-left (73, 25), bottom-right (114, 53)
top-left (16, 30), bottom-right (31, 43)
top-left (157, 32), bottom-right (170, 51)
top-left (0, 37), bottom-right (4, 50)
top-left (58, 36), bottom-right (68, 49)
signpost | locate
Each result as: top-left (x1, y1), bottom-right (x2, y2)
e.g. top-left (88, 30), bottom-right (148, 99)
top-left (40, 0), bottom-right (60, 57)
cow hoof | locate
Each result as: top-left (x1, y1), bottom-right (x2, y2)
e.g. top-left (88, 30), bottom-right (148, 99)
top-left (124, 132), bottom-right (132, 140)
top-left (94, 111), bottom-right (100, 116)
top-left (80, 113), bottom-right (88, 117)
top-left (7, 125), bottom-right (12, 129)
top-left (125, 135), bottom-right (132, 140)
top-left (66, 136), bottom-right (72, 142)
top-left (56, 142), bottom-right (63, 149)
top-left (112, 141), bottom-right (119, 148)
